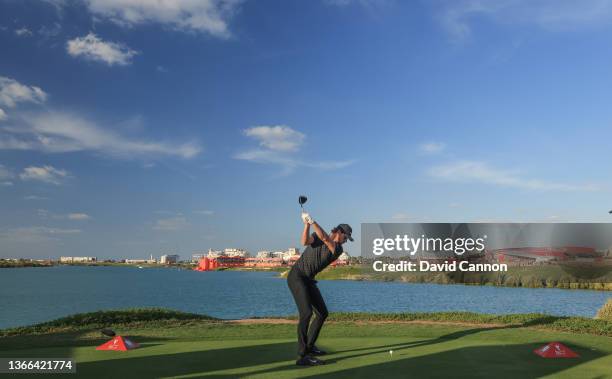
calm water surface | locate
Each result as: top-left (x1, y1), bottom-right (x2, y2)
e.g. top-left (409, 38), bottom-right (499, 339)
top-left (0, 266), bottom-right (610, 329)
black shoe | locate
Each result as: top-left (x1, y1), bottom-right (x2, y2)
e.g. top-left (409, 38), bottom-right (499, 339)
top-left (296, 355), bottom-right (326, 366)
top-left (309, 346), bottom-right (328, 356)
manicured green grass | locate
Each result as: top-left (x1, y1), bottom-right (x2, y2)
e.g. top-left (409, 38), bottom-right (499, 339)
top-left (1, 310), bottom-right (612, 378)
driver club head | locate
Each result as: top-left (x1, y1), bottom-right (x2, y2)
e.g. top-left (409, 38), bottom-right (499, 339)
top-left (101, 328), bottom-right (116, 337)
top-left (298, 195), bottom-right (308, 208)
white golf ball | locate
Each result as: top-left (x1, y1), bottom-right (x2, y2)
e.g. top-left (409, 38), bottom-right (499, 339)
top-left (389, 350), bottom-right (393, 355)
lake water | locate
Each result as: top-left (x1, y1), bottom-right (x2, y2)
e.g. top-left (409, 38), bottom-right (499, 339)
top-left (0, 266), bottom-right (610, 329)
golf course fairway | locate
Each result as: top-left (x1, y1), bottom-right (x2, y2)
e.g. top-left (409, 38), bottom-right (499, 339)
top-left (1, 310), bottom-right (611, 378)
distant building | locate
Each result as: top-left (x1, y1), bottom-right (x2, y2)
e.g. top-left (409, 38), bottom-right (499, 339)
top-left (207, 249), bottom-right (222, 258)
top-left (271, 251), bottom-right (285, 259)
top-left (492, 247), bottom-right (603, 265)
top-left (282, 247), bottom-right (300, 262)
top-left (125, 257), bottom-right (156, 264)
top-left (331, 252), bottom-right (350, 266)
top-left (60, 256), bottom-right (97, 263)
top-left (192, 253), bottom-right (207, 263)
top-left (125, 259), bottom-right (147, 264)
top-left (224, 248), bottom-right (249, 257)
top-left (160, 254), bottom-right (179, 264)
top-left (244, 257), bottom-right (284, 268)
top-left (215, 256), bottom-right (245, 267)
top-left (256, 251), bottom-right (272, 258)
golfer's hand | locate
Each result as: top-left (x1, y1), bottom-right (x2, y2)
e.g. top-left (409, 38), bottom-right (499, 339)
top-left (301, 212), bottom-right (314, 225)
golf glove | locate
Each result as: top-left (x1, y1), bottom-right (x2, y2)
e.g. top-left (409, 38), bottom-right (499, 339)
top-left (301, 212), bottom-right (314, 225)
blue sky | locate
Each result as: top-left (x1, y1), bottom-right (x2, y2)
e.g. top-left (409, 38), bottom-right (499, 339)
top-left (2, 0), bottom-right (612, 259)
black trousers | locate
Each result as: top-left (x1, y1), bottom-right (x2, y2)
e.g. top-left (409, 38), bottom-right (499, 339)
top-left (287, 268), bottom-right (329, 357)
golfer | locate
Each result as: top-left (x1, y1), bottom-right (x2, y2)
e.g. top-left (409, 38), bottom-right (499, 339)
top-left (287, 211), bottom-right (353, 366)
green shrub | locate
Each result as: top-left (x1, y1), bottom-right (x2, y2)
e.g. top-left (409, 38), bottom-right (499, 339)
top-left (0, 308), bottom-right (217, 337)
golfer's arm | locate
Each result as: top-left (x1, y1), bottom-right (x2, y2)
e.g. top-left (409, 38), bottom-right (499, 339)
top-left (311, 222), bottom-right (337, 252)
top-left (301, 224), bottom-right (313, 245)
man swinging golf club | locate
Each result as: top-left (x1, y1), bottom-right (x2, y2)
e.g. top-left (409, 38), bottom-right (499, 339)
top-left (288, 196), bottom-right (353, 366)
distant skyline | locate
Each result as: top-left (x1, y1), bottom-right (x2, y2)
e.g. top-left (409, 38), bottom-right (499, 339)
top-left (2, 0), bottom-right (612, 259)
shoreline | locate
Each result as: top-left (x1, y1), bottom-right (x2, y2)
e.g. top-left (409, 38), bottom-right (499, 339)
top-left (1, 308), bottom-right (610, 337)
top-left (4, 263), bottom-right (611, 291)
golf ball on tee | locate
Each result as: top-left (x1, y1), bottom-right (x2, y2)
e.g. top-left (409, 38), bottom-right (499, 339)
top-left (389, 350), bottom-right (393, 355)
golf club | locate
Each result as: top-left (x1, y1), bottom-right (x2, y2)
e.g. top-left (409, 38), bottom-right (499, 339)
top-left (299, 195), bottom-right (308, 212)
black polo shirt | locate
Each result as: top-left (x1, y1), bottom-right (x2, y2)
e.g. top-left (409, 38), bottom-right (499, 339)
top-left (292, 232), bottom-right (343, 279)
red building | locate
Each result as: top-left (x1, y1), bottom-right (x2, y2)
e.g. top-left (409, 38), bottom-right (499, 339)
top-left (195, 256), bottom-right (245, 271)
top-left (493, 246), bottom-right (602, 264)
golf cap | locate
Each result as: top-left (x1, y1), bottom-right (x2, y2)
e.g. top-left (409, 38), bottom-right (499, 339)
top-left (337, 224), bottom-right (353, 241)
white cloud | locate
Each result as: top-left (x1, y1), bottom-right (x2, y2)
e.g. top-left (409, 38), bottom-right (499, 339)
top-left (236, 126), bottom-right (353, 174)
top-left (244, 126), bottom-right (305, 152)
top-left (153, 216), bottom-right (189, 231)
top-left (20, 165), bottom-right (70, 185)
top-left (0, 108), bottom-right (6, 121)
top-left (429, 160), bottom-right (599, 191)
top-left (0, 111), bottom-right (201, 159)
top-left (234, 149), bottom-right (297, 170)
top-left (37, 209), bottom-right (92, 220)
top-left (0, 226), bottom-right (81, 244)
top-left (84, 0), bottom-right (240, 37)
top-left (235, 148), bottom-right (354, 175)
top-left (1, 181), bottom-right (13, 186)
top-left (193, 210), bottom-right (214, 215)
top-left (66, 33), bottom-right (138, 66)
top-left (0, 76), bottom-right (47, 108)
top-left (15, 27), bottom-right (33, 37)
top-left (439, 0), bottom-right (612, 41)
top-left (419, 142), bottom-right (446, 154)
top-left (68, 213), bottom-right (90, 220)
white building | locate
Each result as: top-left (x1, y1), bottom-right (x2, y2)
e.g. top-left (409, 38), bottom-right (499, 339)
top-left (125, 257), bottom-right (156, 264)
top-left (60, 256), bottom-right (97, 263)
top-left (271, 251), bottom-right (285, 259)
top-left (337, 252), bottom-right (350, 262)
top-left (160, 254), bottom-right (179, 264)
top-left (223, 248), bottom-right (249, 257)
top-left (256, 251), bottom-right (272, 258)
top-left (207, 249), bottom-right (222, 258)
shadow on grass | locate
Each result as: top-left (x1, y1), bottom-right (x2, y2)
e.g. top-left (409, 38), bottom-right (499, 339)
top-left (2, 318), bottom-right (604, 378)
top-left (74, 341), bottom-right (298, 378)
top-left (306, 342), bottom-right (603, 379)
top-left (71, 327), bottom-right (495, 377)
top-left (204, 320), bottom-right (604, 378)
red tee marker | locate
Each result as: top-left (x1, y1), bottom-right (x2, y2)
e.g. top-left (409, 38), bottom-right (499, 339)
top-left (534, 342), bottom-right (579, 358)
top-left (96, 336), bottom-right (140, 351)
